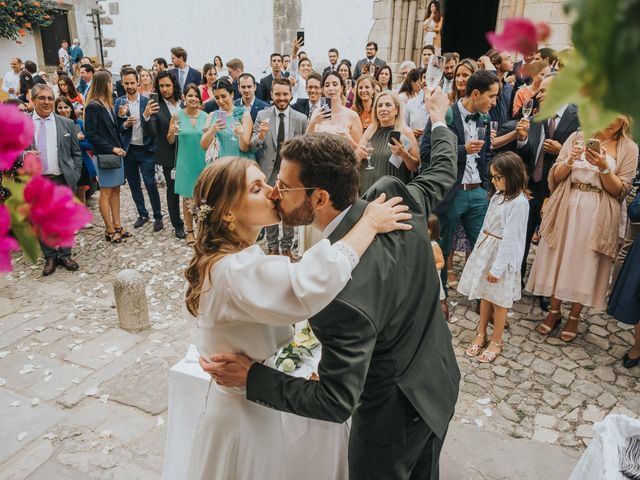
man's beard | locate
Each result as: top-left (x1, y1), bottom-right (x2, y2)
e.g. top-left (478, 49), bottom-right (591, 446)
top-left (126, 88), bottom-right (137, 96)
top-left (444, 73), bottom-right (454, 81)
top-left (277, 196), bottom-right (314, 227)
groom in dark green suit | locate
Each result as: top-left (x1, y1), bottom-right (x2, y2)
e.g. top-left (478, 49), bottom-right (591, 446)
top-left (202, 89), bottom-right (460, 479)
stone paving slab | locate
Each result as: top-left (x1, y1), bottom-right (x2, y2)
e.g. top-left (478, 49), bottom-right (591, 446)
top-left (0, 389), bottom-right (66, 464)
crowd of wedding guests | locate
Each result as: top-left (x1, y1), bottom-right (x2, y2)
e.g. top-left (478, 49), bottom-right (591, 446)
top-left (2, 35), bottom-right (639, 370)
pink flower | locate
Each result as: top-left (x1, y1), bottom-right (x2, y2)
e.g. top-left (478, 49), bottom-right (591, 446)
top-left (19, 152), bottom-right (42, 176)
top-left (23, 176), bottom-right (92, 248)
top-left (0, 103), bottom-right (34, 171)
top-left (0, 205), bottom-right (19, 272)
top-left (486, 18), bottom-right (541, 55)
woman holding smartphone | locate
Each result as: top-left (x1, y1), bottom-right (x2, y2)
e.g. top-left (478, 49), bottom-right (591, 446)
top-left (200, 77), bottom-right (253, 160)
top-left (528, 116), bottom-right (638, 341)
top-left (307, 71), bottom-right (362, 148)
top-left (168, 83), bottom-right (208, 246)
top-left (355, 90), bottom-right (418, 194)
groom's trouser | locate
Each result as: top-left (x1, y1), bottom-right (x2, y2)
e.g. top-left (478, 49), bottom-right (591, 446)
top-left (348, 400), bottom-right (447, 480)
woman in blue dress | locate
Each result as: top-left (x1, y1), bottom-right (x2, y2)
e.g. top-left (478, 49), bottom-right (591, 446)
top-left (200, 77), bottom-right (254, 160)
top-left (608, 191), bottom-right (640, 368)
top-left (55, 96), bottom-right (97, 205)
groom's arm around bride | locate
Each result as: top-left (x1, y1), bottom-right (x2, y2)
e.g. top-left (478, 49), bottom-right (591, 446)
top-left (204, 88), bottom-right (461, 480)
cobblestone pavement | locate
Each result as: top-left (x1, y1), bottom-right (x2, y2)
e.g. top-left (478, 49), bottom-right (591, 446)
top-left (0, 185), bottom-right (637, 478)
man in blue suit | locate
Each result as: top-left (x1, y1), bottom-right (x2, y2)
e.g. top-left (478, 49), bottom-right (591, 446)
top-left (115, 67), bottom-right (163, 231)
top-left (234, 73), bottom-right (269, 122)
top-left (169, 47), bottom-right (201, 96)
top-left (420, 70), bottom-right (499, 292)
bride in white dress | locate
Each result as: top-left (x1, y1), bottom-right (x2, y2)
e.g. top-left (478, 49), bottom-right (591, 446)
top-left (182, 156), bottom-right (411, 479)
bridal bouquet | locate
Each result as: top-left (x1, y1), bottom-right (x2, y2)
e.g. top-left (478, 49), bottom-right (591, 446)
top-left (276, 322), bottom-right (319, 373)
top-left (0, 103), bottom-right (92, 272)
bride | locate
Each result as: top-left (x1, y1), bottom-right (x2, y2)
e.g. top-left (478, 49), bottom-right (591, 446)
top-left (183, 156), bottom-right (411, 479)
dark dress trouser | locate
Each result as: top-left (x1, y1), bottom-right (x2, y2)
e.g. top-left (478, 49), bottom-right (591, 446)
top-left (161, 165), bottom-right (183, 230)
top-left (348, 397), bottom-right (447, 480)
top-left (40, 174), bottom-right (72, 260)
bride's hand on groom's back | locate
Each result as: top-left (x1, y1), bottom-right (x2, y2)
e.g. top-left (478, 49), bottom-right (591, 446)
top-left (364, 193), bottom-right (413, 234)
top-left (199, 353), bottom-right (254, 387)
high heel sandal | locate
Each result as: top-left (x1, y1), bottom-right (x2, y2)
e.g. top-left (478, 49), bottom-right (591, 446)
top-left (114, 226), bottom-right (132, 238)
top-left (478, 341), bottom-right (504, 363)
top-left (536, 309), bottom-right (562, 335)
top-left (560, 315), bottom-right (580, 342)
top-left (465, 334), bottom-right (486, 358)
top-left (105, 230), bottom-right (122, 243)
top-left (186, 230), bottom-right (196, 247)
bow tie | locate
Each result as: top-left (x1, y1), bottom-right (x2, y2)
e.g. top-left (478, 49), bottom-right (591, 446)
top-left (465, 113), bottom-right (480, 123)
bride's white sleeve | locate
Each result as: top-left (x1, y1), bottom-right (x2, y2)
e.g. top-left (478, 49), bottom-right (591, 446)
top-left (224, 239), bottom-right (359, 326)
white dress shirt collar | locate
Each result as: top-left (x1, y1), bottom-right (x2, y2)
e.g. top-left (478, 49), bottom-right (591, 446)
top-left (323, 205), bottom-right (352, 238)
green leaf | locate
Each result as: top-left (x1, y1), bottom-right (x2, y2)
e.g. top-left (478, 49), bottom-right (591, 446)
top-left (537, 52), bottom-right (582, 122)
top-left (9, 213), bottom-right (40, 264)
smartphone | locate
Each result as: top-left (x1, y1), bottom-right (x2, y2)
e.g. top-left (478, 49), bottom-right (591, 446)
top-left (389, 130), bottom-right (401, 144)
top-left (148, 92), bottom-right (158, 104)
top-left (321, 97), bottom-right (332, 119)
top-left (217, 110), bottom-right (227, 125)
top-left (586, 138), bottom-right (601, 153)
top-left (296, 28), bottom-right (305, 46)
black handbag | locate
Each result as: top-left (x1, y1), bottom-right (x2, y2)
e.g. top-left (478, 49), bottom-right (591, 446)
top-left (96, 154), bottom-right (122, 169)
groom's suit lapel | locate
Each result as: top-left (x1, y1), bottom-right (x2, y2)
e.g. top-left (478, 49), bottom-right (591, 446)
top-left (327, 199), bottom-right (368, 245)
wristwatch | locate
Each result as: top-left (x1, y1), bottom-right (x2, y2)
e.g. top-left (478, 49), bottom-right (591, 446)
top-left (600, 167), bottom-right (611, 175)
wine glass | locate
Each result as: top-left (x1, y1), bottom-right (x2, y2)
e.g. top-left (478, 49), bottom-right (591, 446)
top-left (425, 56), bottom-right (445, 91)
top-left (490, 121), bottom-right (499, 133)
top-left (572, 127), bottom-right (585, 161)
top-left (476, 126), bottom-right (487, 141)
top-left (522, 99), bottom-right (534, 119)
top-left (365, 141), bottom-right (374, 170)
top-left (231, 121), bottom-right (242, 137)
top-left (173, 115), bottom-right (181, 134)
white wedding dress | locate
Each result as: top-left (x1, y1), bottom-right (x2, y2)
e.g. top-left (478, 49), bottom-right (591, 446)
top-left (184, 239), bottom-right (358, 480)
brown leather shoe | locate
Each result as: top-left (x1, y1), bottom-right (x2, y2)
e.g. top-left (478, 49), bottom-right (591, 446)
top-left (281, 250), bottom-right (297, 262)
top-left (42, 258), bottom-right (57, 276)
top-left (267, 249), bottom-right (280, 256)
top-left (58, 257), bottom-right (79, 271)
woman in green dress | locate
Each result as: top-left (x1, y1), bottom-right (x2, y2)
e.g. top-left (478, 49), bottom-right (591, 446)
top-left (200, 77), bottom-right (254, 160)
top-left (356, 90), bottom-right (419, 194)
top-left (168, 83), bottom-right (208, 246)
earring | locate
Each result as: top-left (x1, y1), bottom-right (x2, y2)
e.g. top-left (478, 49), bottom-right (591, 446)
top-left (227, 221), bottom-right (236, 232)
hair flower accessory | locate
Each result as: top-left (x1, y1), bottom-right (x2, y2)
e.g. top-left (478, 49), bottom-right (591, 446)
top-left (191, 201), bottom-right (213, 223)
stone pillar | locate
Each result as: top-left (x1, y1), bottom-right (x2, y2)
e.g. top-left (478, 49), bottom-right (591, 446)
top-left (398, 0), bottom-right (410, 61)
top-left (404, 0), bottom-right (418, 64)
top-left (390, 0), bottom-right (403, 63)
top-left (113, 269), bottom-right (150, 332)
top-left (273, 0), bottom-right (302, 55)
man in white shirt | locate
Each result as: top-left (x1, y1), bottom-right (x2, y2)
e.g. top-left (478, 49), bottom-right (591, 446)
top-left (29, 84), bottom-right (82, 276)
top-left (116, 67), bottom-right (163, 231)
top-left (2, 57), bottom-right (22, 99)
top-left (58, 40), bottom-right (71, 74)
top-left (250, 78), bottom-right (308, 259)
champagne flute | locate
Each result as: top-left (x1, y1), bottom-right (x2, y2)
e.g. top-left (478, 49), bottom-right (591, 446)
top-left (490, 121), bottom-right (499, 133)
top-left (476, 126), bottom-right (487, 141)
top-left (425, 56), bottom-right (445, 91)
top-left (365, 141), bottom-right (374, 170)
top-left (173, 114), bottom-right (181, 134)
top-left (231, 121), bottom-right (242, 138)
top-left (572, 127), bottom-right (585, 161)
top-left (522, 99), bottom-right (534, 119)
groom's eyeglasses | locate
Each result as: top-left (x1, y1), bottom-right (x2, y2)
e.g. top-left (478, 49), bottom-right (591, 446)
top-left (273, 179), bottom-right (316, 199)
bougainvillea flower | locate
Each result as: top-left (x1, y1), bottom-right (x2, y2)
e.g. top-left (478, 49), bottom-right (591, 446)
top-left (486, 18), bottom-right (539, 55)
top-left (23, 176), bottom-right (92, 248)
top-left (0, 205), bottom-right (19, 272)
top-left (536, 23), bottom-right (551, 42)
top-left (20, 152), bottom-right (42, 177)
top-left (0, 103), bottom-right (34, 170)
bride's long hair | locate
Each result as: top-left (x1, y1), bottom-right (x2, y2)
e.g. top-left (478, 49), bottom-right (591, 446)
top-left (184, 157), bottom-right (253, 316)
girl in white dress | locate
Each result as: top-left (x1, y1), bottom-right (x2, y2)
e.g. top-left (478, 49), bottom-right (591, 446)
top-left (428, 214), bottom-right (448, 320)
top-left (458, 152), bottom-right (530, 363)
top-left (182, 157), bottom-right (411, 480)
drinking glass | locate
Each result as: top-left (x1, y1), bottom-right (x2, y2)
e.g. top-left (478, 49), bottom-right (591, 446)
top-left (425, 56), bottom-right (445, 91)
top-left (476, 126), bottom-right (487, 141)
top-left (365, 142), bottom-right (374, 170)
top-left (173, 116), bottom-right (181, 134)
top-left (231, 121), bottom-right (242, 138)
top-left (522, 99), bottom-right (534, 119)
top-left (490, 121), bottom-right (499, 133)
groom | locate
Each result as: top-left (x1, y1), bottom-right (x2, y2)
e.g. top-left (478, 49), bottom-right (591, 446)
top-left (201, 88), bottom-right (460, 479)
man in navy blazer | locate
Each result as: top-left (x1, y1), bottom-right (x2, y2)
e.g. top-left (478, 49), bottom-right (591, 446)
top-left (257, 53), bottom-right (287, 102)
top-left (420, 71), bottom-right (499, 293)
top-left (169, 47), bottom-right (201, 96)
top-left (234, 73), bottom-right (269, 122)
top-left (115, 67), bottom-right (163, 231)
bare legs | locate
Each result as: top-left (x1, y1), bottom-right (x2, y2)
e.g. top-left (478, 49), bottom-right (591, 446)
top-left (183, 198), bottom-right (195, 245)
top-left (99, 186), bottom-right (122, 241)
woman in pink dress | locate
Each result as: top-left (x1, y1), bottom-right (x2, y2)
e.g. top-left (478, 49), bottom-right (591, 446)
top-left (528, 117), bottom-right (638, 342)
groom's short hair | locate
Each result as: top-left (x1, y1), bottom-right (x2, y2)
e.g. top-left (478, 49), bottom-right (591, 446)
top-left (281, 133), bottom-right (360, 211)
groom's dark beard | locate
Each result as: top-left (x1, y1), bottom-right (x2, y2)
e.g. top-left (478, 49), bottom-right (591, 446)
top-left (276, 196), bottom-right (314, 226)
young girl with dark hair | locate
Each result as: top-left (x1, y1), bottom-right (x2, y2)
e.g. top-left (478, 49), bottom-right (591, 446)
top-left (458, 152), bottom-right (530, 362)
